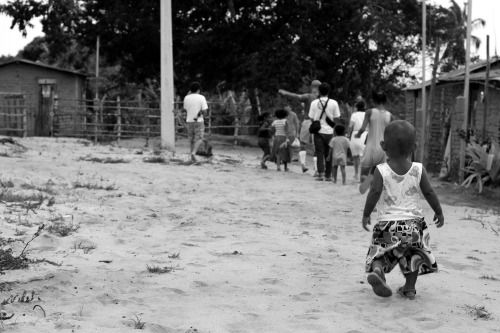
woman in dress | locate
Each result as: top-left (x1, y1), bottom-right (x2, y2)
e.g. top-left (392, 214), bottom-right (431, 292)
top-left (355, 90), bottom-right (394, 193)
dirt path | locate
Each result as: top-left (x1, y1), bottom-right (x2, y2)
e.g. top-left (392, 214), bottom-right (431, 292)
top-left (0, 137), bottom-right (499, 332)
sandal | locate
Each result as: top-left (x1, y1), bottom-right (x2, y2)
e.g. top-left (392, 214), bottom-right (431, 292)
top-left (367, 272), bottom-right (392, 297)
top-left (397, 287), bottom-right (416, 300)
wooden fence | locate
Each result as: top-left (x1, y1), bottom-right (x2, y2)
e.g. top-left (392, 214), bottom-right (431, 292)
top-left (0, 93), bottom-right (28, 137)
top-left (52, 97), bottom-right (259, 143)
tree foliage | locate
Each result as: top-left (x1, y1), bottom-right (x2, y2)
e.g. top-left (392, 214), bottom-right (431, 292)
top-left (0, 0), bottom-right (449, 102)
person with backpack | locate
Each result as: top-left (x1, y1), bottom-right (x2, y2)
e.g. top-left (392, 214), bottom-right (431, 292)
top-left (308, 83), bottom-right (340, 181)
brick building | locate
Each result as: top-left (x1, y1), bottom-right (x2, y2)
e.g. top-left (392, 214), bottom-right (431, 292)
top-left (0, 59), bottom-right (86, 136)
top-left (404, 57), bottom-right (500, 179)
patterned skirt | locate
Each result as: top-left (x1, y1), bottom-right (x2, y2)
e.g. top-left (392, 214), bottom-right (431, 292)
top-left (365, 218), bottom-right (438, 276)
top-left (271, 135), bottom-right (292, 163)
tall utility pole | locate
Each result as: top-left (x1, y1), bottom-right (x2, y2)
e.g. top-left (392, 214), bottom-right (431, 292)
top-left (459, 0), bottom-right (472, 183)
top-left (419, 0), bottom-right (427, 164)
top-left (160, 0), bottom-right (175, 151)
top-left (483, 35), bottom-right (490, 138)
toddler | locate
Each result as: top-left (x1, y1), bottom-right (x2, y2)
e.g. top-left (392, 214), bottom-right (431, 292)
top-left (362, 120), bottom-right (444, 299)
top-left (271, 109), bottom-right (292, 171)
top-left (327, 125), bottom-right (350, 184)
top-left (257, 112), bottom-right (272, 169)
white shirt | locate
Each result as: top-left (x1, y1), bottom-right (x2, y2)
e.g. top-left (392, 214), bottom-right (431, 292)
top-left (183, 93), bottom-right (208, 123)
top-left (376, 162), bottom-right (424, 221)
top-left (308, 97), bottom-right (340, 134)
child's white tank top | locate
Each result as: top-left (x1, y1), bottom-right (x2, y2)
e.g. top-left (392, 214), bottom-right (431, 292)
top-left (376, 162), bottom-right (424, 221)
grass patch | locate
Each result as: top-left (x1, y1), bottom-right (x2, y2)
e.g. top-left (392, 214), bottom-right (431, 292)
top-left (47, 219), bottom-right (80, 237)
top-left (479, 275), bottom-right (498, 281)
top-left (0, 178), bottom-right (14, 188)
top-left (74, 181), bottom-right (118, 191)
top-left (78, 155), bottom-right (129, 164)
top-left (0, 225), bottom-right (44, 273)
top-left (73, 241), bottom-right (97, 254)
top-left (168, 252), bottom-right (180, 259)
top-left (130, 314), bottom-right (146, 329)
top-left (143, 156), bottom-right (167, 164)
top-left (463, 305), bottom-right (494, 320)
top-left (146, 265), bottom-right (176, 274)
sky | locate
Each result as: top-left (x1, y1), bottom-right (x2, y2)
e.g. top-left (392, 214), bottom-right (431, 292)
top-left (1, 0), bottom-right (499, 59)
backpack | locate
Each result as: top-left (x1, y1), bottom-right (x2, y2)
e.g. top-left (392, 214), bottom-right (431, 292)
top-left (309, 99), bottom-right (335, 134)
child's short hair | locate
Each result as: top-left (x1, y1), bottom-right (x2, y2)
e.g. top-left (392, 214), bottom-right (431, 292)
top-left (274, 109), bottom-right (288, 119)
top-left (334, 124), bottom-right (346, 136)
top-left (355, 100), bottom-right (366, 111)
top-left (384, 120), bottom-right (416, 157)
top-left (257, 112), bottom-right (270, 122)
top-left (318, 83), bottom-right (330, 96)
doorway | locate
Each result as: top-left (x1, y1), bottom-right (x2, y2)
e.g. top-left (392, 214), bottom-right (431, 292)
top-left (37, 79), bottom-right (56, 136)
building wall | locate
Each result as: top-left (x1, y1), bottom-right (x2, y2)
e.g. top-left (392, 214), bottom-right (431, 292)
top-left (0, 63), bottom-right (85, 136)
top-left (406, 82), bottom-right (500, 180)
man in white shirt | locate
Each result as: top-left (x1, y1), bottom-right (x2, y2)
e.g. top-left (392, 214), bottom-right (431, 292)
top-left (183, 82), bottom-right (208, 161)
top-left (308, 82), bottom-right (341, 181)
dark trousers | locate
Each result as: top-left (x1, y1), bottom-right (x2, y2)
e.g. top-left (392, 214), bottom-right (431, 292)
top-left (314, 132), bottom-right (333, 177)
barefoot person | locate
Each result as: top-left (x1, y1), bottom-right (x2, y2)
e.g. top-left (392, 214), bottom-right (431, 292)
top-left (362, 120), bottom-right (444, 299)
top-left (278, 80), bottom-right (321, 173)
top-left (355, 90), bottom-right (394, 193)
top-left (183, 82), bottom-right (208, 162)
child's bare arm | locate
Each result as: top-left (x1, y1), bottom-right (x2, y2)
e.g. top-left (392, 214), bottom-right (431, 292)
top-left (420, 166), bottom-right (444, 228)
top-left (362, 168), bottom-right (383, 231)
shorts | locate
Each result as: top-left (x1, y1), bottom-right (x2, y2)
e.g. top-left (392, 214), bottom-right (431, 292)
top-left (299, 119), bottom-right (312, 144)
top-left (186, 122), bottom-right (204, 142)
top-left (332, 156), bottom-right (346, 166)
top-left (365, 218), bottom-right (438, 276)
top-left (258, 137), bottom-right (271, 156)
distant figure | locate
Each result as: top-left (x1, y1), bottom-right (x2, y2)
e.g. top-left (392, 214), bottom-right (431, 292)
top-left (284, 104), bottom-right (300, 161)
top-left (362, 120), bottom-right (444, 300)
top-left (355, 90), bottom-right (394, 193)
top-left (279, 80), bottom-right (321, 173)
top-left (257, 112), bottom-right (273, 169)
top-left (308, 83), bottom-right (341, 181)
top-left (327, 124), bottom-right (350, 185)
top-left (348, 100), bottom-right (367, 180)
top-left (271, 109), bottom-right (292, 172)
top-left (183, 82), bottom-right (208, 162)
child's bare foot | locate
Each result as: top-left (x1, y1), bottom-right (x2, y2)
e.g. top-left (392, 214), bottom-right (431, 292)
top-left (367, 269), bottom-right (392, 297)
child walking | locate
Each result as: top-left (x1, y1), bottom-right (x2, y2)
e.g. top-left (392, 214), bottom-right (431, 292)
top-left (257, 112), bottom-right (273, 169)
top-left (271, 109), bottom-right (292, 171)
top-left (327, 125), bottom-right (350, 184)
top-left (362, 120), bottom-right (444, 299)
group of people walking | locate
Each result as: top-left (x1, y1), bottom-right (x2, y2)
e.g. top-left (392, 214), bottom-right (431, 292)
top-left (184, 80), bottom-right (446, 301)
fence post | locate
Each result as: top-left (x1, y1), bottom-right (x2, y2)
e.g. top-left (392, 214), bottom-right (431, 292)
top-left (234, 116), bottom-right (239, 145)
top-left (208, 107), bottom-right (212, 135)
top-left (22, 95), bottom-right (27, 138)
top-left (117, 96), bottom-right (121, 145)
top-left (94, 98), bottom-right (99, 144)
top-left (145, 108), bottom-right (150, 147)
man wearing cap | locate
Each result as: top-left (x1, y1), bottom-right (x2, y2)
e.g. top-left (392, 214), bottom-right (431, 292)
top-left (278, 79), bottom-right (321, 174)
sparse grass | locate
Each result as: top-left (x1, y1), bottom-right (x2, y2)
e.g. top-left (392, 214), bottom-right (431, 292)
top-left (47, 218), bottom-right (79, 237)
top-left (463, 305), bottom-right (493, 320)
top-left (479, 275), bottom-right (498, 281)
top-left (20, 183), bottom-right (57, 195)
top-left (14, 228), bottom-right (27, 236)
top-left (466, 256), bottom-right (481, 261)
top-left (1, 291), bottom-right (36, 305)
top-left (146, 265), bottom-right (176, 274)
top-left (0, 225), bottom-right (44, 273)
top-left (168, 252), bottom-right (180, 259)
top-left (74, 181), bottom-right (118, 191)
top-left (0, 178), bottom-right (14, 188)
top-left (130, 314), bottom-right (146, 329)
top-left (73, 241), bottom-right (97, 254)
top-left (143, 156), bottom-right (167, 164)
top-left (78, 155), bottom-right (129, 164)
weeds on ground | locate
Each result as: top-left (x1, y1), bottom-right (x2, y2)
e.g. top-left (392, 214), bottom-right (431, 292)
top-left (168, 252), bottom-right (180, 259)
top-left (129, 314), bottom-right (146, 329)
top-left (47, 216), bottom-right (79, 237)
top-left (1, 291), bottom-right (37, 305)
top-left (14, 228), bottom-right (27, 236)
top-left (463, 305), bottom-right (494, 320)
top-left (0, 224), bottom-right (44, 273)
top-left (78, 155), bottom-right (129, 164)
top-left (146, 265), bottom-right (176, 274)
top-left (73, 241), bottom-right (96, 254)
top-left (74, 181), bottom-right (118, 191)
top-left (143, 156), bottom-right (167, 164)
top-left (479, 275), bottom-right (498, 281)
top-left (20, 183), bottom-right (57, 195)
top-left (0, 178), bottom-right (14, 188)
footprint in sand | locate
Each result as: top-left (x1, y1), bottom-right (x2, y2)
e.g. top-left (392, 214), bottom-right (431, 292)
top-left (260, 277), bottom-right (280, 285)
